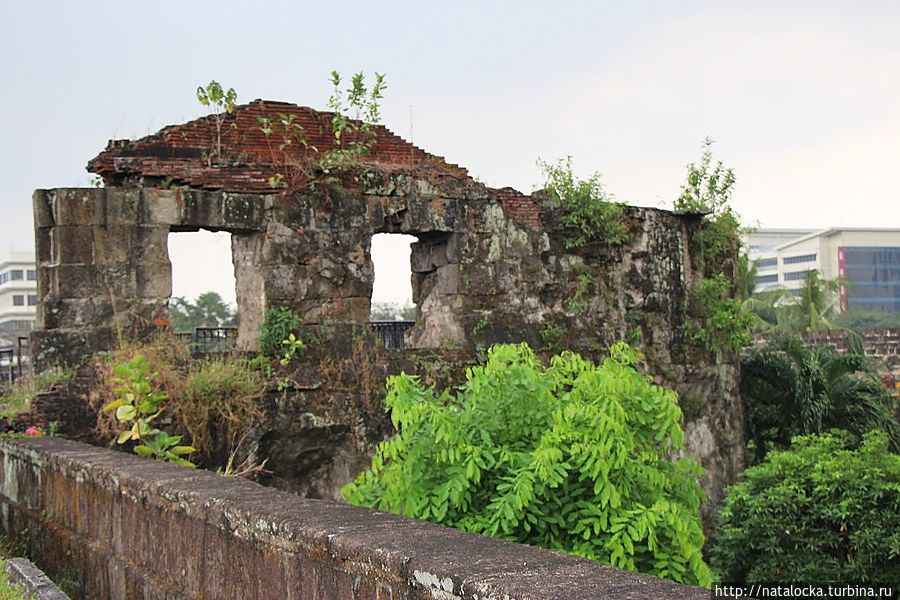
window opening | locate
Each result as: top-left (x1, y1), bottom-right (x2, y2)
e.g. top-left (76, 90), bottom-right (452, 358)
top-left (167, 230), bottom-right (238, 352)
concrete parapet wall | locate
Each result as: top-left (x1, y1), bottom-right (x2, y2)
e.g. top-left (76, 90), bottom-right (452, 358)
top-left (0, 437), bottom-right (705, 600)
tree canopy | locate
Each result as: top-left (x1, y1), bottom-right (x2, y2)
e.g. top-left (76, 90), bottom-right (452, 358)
top-left (168, 292), bottom-right (237, 332)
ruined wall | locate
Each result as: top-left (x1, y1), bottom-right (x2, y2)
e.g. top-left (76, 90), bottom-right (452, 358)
top-left (787, 329), bottom-right (900, 373)
top-left (0, 437), bottom-right (707, 600)
top-left (31, 173), bottom-right (744, 511)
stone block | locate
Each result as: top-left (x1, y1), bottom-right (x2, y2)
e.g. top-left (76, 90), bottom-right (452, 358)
top-left (432, 264), bottom-right (460, 296)
top-left (100, 187), bottom-right (141, 225)
top-left (135, 262), bottom-right (172, 299)
top-left (222, 193), bottom-right (267, 230)
top-left (141, 189), bottom-right (181, 225)
top-left (180, 190), bottom-right (224, 229)
top-left (35, 227), bottom-right (52, 264)
top-left (133, 226), bottom-right (170, 263)
top-left (92, 225), bottom-right (135, 265)
top-left (40, 298), bottom-right (115, 329)
top-left (51, 188), bottom-right (102, 226)
top-left (32, 190), bottom-right (54, 228)
top-left (51, 226), bottom-right (93, 265)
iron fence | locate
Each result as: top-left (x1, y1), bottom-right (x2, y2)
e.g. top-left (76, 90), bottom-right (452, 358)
top-left (174, 327), bottom-right (238, 353)
top-left (369, 321), bottom-right (414, 349)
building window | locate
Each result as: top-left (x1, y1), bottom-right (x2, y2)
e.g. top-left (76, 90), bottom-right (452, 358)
top-left (27, 269), bottom-right (36, 281)
top-left (755, 274), bottom-right (778, 285)
top-left (0, 272), bottom-right (7, 284)
top-left (755, 257), bottom-right (777, 270)
top-left (783, 253), bottom-right (816, 265)
top-left (12, 295), bottom-right (25, 306)
top-left (27, 294), bottom-right (38, 306)
top-left (784, 270), bottom-right (812, 281)
top-left (10, 270), bottom-right (23, 280)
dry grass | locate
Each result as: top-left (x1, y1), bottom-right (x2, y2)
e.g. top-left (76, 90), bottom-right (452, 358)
top-left (178, 357), bottom-right (265, 456)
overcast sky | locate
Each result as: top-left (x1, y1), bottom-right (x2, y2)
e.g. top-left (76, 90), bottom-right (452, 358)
top-left (2, 1), bottom-right (899, 307)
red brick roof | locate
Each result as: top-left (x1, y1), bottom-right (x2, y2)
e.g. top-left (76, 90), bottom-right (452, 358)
top-left (87, 100), bottom-right (471, 193)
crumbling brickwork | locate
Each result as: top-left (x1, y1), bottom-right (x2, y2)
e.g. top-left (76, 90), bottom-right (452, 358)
top-left (31, 102), bottom-right (745, 511)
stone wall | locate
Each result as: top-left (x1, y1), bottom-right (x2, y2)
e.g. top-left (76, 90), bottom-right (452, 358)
top-left (794, 328), bottom-right (900, 373)
top-left (30, 175), bottom-right (744, 513)
top-left (0, 437), bottom-right (707, 600)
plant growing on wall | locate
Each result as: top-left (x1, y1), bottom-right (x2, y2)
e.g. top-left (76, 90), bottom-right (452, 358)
top-left (102, 354), bottom-right (196, 467)
top-left (343, 343), bottom-right (711, 586)
top-left (322, 71), bottom-right (387, 171)
top-left (676, 138), bottom-right (754, 353)
top-left (538, 157), bottom-right (629, 249)
top-left (687, 274), bottom-right (754, 354)
top-left (258, 307), bottom-right (301, 357)
top-left (196, 80), bottom-right (238, 166)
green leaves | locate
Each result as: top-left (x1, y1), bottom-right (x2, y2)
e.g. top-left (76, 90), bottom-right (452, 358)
top-left (258, 307), bottom-right (301, 357)
top-left (689, 274), bottom-right (755, 354)
top-left (710, 431), bottom-right (900, 584)
top-left (342, 342), bottom-right (710, 586)
top-left (323, 70), bottom-right (388, 171)
top-left (538, 157), bottom-right (629, 249)
top-left (741, 335), bottom-right (900, 464)
top-left (196, 80), bottom-right (237, 114)
top-left (101, 354), bottom-right (196, 468)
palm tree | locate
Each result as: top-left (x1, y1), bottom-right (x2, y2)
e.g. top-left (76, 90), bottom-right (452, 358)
top-left (795, 270), bottom-right (842, 331)
top-left (741, 333), bottom-right (900, 464)
top-left (746, 270), bottom-right (844, 334)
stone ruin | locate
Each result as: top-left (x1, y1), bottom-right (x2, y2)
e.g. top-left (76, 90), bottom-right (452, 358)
top-left (29, 100), bottom-right (744, 512)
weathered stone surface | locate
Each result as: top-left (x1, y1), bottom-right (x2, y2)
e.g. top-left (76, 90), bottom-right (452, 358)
top-left (0, 437), bottom-right (708, 600)
top-left (4, 558), bottom-right (71, 600)
top-left (32, 169), bottom-right (745, 513)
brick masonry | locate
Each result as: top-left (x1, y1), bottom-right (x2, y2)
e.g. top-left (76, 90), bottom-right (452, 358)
top-left (30, 103), bottom-right (746, 516)
top-left (0, 437), bottom-right (707, 600)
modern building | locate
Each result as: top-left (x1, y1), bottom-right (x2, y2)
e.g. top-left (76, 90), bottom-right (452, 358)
top-left (746, 228), bottom-right (900, 312)
top-left (0, 251), bottom-right (38, 340)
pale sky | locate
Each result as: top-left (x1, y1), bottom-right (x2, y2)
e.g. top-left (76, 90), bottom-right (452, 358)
top-left (3, 1), bottom-right (899, 307)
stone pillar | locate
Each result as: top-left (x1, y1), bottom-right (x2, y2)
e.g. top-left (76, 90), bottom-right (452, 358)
top-left (31, 188), bottom-right (171, 370)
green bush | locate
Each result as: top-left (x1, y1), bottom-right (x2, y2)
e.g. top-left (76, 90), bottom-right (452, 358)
top-left (740, 335), bottom-right (900, 464)
top-left (258, 307), bottom-right (300, 357)
top-left (539, 157), bottom-right (629, 249)
top-left (710, 431), bottom-right (900, 584)
top-left (343, 343), bottom-right (711, 586)
top-left (689, 274), bottom-right (754, 354)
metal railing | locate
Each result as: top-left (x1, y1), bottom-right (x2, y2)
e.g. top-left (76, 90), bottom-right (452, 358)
top-left (369, 321), bottom-right (414, 349)
top-left (0, 337), bottom-right (31, 385)
top-left (175, 327), bottom-right (238, 353)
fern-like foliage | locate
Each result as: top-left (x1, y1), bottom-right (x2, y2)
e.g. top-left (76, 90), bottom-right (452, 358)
top-left (343, 343), bottom-right (711, 586)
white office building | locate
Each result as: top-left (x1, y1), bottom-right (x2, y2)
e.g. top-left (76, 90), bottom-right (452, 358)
top-left (746, 228), bottom-right (900, 313)
top-left (0, 251), bottom-right (38, 342)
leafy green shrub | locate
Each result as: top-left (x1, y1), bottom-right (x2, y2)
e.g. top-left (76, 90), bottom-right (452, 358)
top-left (710, 431), bottom-right (900, 584)
top-left (688, 274), bottom-right (754, 354)
top-left (343, 343), bottom-right (711, 586)
top-left (179, 357), bottom-right (264, 456)
top-left (102, 354), bottom-right (196, 467)
top-left (674, 138), bottom-right (743, 273)
top-left (539, 157), bottom-right (629, 249)
top-left (740, 335), bottom-right (900, 464)
top-left (258, 307), bottom-right (301, 357)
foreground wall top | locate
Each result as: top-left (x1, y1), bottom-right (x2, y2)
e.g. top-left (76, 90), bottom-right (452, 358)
top-left (0, 437), bottom-right (707, 599)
